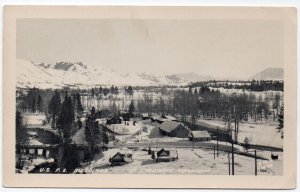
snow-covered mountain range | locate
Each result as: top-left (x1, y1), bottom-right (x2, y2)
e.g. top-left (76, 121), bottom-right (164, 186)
top-left (16, 59), bottom-right (212, 89)
top-left (16, 59), bottom-right (283, 89)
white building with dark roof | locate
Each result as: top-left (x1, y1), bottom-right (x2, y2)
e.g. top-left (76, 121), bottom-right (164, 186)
top-left (189, 130), bottom-right (211, 141)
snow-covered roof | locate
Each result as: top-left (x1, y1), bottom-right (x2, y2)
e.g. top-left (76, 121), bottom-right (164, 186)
top-left (165, 115), bottom-right (177, 121)
top-left (191, 130), bottom-right (211, 138)
top-left (141, 113), bottom-right (149, 117)
top-left (159, 121), bottom-right (183, 133)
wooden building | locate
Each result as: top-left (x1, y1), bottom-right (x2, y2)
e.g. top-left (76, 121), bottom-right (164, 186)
top-left (189, 130), bottom-right (211, 141)
top-left (109, 152), bottom-right (133, 166)
top-left (155, 148), bottom-right (178, 162)
top-left (159, 120), bottom-right (190, 138)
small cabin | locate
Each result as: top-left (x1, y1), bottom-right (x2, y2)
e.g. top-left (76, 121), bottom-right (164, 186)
top-left (189, 130), bottom-right (211, 142)
top-left (141, 113), bottom-right (150, 120)
top-left (109, 152), bottom-right (133, 166)
top-left (155, 148), bottom-right (178, 162)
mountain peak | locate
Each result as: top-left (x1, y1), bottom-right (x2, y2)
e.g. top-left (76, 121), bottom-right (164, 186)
top-left (36, 61), bottom-right (88, 72)
top-left (251, 68), bottom-right (283, 80)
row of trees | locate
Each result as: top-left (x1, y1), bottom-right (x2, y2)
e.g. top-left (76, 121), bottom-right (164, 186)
top-left (17, 87), bottom-right (54, 113)
top-left (91, 85), bottom-right (119, 97)
top-left (132, 87), bottom-right (281, 124)
top-left (190, 80), bottom-right (284, 92)
top-left (89, 85), bottom-right (134, 97)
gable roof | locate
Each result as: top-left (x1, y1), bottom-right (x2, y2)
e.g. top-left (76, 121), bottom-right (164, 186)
top-left (111, 152), bottom-right (133, 162)
top-left (157, 149), bottom-right (178, 158)
top-left (164, 115), bottom-right (177, 121)
top-left (191, 130), bottom-right (211, 138)
top-left (111, 152), bottom-right (124, 160)
top-left (159, 120), bottom-right (182, 133)
top-left (157, 148), bottom-right (170, 157)
top-left (141, 113), bottom-right (149, 117)
top-left (107, 115), bottom-right (122, 120)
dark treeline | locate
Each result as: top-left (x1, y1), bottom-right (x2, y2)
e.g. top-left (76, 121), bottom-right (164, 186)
top-left (17, 87), bottom-right (54, 113)
top-left (189, 80), bottom-right (283, 92)
top-left (17, 88), bottom-right (84, 114)
top-left (16, 111), bottom-right (27, 145)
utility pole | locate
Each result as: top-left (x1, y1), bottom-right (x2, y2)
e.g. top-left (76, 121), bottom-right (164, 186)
top-left (231, 141), bottom-right (235, 175)
top-left (233, 105), bottom-right (238, 143)
top-left (217, 128), bottom-right (219, 157)
top-left (214, 146), bottom-right (216, 159)
top-left (255, 150), bottom-right (257, 176)
top-left (228, 152), bottom-right (231, 175)
top-left (113, 125), bottom-right (115, 141)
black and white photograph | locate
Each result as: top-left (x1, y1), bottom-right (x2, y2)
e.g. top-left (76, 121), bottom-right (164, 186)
top-left (3, 5), bottom-right (297, 189)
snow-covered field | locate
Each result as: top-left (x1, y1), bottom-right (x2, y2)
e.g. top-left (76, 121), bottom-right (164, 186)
top-left (82, 147), bottom-right (282, 175)
top-left (18, 113), bottom-right (283, 175)
top-left (17, 155), bottom-right (55, 173)
top-left (196, 118), bottom-right (283, 149)
top-left (23, 113), bottom-right (59, 136)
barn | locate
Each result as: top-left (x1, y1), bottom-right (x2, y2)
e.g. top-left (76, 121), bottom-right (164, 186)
top-left (159, 120), bottom-right (190, 138)
top-left (189, 130), bottom-right (211, 141)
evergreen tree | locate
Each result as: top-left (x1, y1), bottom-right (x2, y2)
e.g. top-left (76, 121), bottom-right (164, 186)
top-left (32, 97), bottom-right (36, 112)
top-left (243, 137), bottom-right (251, 151)
top-left (114, 86), bottom-right (119, 95)
top-left (194, 88), bottom-right (198, 95)
top-left (128, 100), bottom-right (135, 117)
top-left (91, 88), bottom-right (95, 97)
top-left (85, 108), bottom-right (101, 157)
top-left (278, 106), bottom-right (284, 129)
top-left (102, 126), bottom-right (109, 144)
top-left (48, 91), bottom-right (61, 128)
top-left (111, 85), bottom-right (115, 94)
top-left (91, 106), bottom-right (96, 116)
top-left (37, 95), bottom-right (43, 112)
top-left (76, 93), bottom-right (84, 113)
top-left (103, 88), bottom-right (109, 96)
top-left (188, 86), bottom-right (192, 94)
top-left (77, 118), bottom-right (82, 129)
top-left (72, 93), bottom-right (84, 114)
top-left (16, 111), bottom-right (26, 144)
top-left (126, 86), bottom-right (134, 95)
top-left (57, 93), bottom-right (75, 140)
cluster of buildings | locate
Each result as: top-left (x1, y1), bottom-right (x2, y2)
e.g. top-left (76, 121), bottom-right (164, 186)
top-left (105, 112), bottom-right (212, 142)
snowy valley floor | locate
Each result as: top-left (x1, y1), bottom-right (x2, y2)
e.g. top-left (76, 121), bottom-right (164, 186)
top-left (20, 113), bottom-right (283, 175)
top-left (82, 147), bottom-right (282, 175)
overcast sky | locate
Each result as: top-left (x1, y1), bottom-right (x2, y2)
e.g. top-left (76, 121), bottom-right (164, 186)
top-left (17, 19), bottom-right (283, 79)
